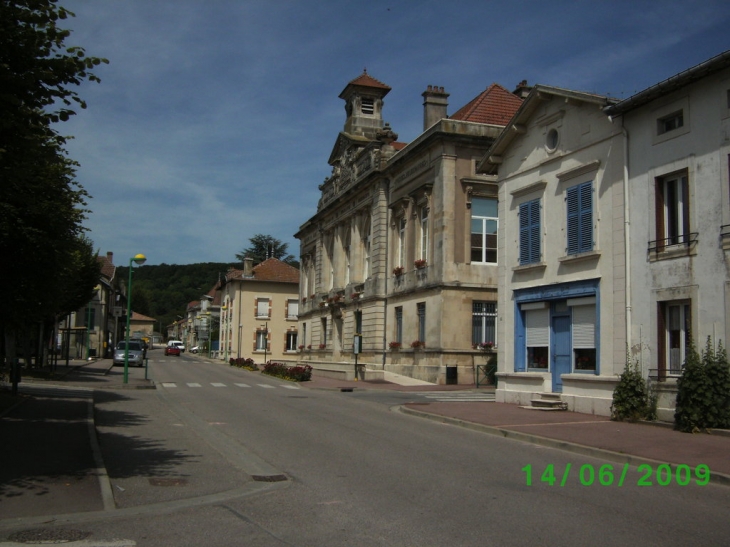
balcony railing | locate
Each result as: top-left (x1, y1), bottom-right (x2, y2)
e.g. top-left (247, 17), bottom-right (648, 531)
top-left (648, 232), bottom-right (698, 257)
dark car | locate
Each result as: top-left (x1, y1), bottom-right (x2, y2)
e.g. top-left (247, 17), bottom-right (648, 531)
top-left (113, 341), bottom-right (145, 367)
top-left (164, 345), bottom-right (181, 357)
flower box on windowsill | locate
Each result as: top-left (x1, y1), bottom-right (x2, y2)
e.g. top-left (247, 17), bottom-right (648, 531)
top-left (410, 341), bottom-right (425, 350)
top-left (414, 259), bottom-right (427, 269)
top-left (473, 342), bottom-right (495, 351)
top-left (388, 342), bottom-right (401, 351)
top-left (318, 344), bottom-right (327, 350)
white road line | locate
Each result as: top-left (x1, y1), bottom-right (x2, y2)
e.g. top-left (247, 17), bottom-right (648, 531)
top-left (235, 383), bottom-right (251, 388)
top-left (160, 383), bottom-right (177, 388)
top-left (211, 383), bottom-right (227, 387)
top-left (187, 383), bottom-right (202, 388)
top-left (281, 385), bottom-right (300, 389)
top-left (257, 384), bottom-right (275, 389)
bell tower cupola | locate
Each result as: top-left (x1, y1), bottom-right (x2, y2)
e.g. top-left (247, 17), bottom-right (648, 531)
top-left (339, 69), bottom-right (391, 139)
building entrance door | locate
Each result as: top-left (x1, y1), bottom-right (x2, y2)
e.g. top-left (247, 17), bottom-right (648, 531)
top-left (551, 315), bottom-right (571, 392)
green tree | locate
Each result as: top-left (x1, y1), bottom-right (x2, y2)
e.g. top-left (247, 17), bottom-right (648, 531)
top-left (236, 234), bottom-right (299, 267)
top-left (1, 0), bottom-right (107, 388)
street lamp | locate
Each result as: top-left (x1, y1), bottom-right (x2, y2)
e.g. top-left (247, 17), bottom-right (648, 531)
top-left (124, 253), bottom-right (147, 383)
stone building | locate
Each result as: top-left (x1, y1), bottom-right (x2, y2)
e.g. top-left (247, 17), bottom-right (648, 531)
top-left (295, 71), bottom-right (522, 383)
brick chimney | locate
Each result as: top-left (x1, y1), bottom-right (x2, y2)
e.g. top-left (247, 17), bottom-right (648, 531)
top-left (513, 80), bottom-right (532, 99)
top-left (106, 251), bottom-right (113, 265)
top-left (422, 85), bottom-right (449, 131)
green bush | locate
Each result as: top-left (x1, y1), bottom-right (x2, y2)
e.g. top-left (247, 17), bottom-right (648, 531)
top-left (229, 357), bottom-right (259, 371)
top-left (261, 362), bottom-right (313, 382)
top-left (675, 337), bottom-right (730, 432)
top-left (611, 352), bottom-right (655, 422)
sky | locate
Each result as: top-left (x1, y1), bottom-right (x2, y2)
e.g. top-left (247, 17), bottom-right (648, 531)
top-left (56, 0), bottom-right (730, 266)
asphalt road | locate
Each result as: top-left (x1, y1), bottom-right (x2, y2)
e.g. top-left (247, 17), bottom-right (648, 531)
top-left (10, 351), bottom-right (729, 546)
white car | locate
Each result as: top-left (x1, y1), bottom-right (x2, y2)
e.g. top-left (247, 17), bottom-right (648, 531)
top-left (190, 346), bottom-right (200, 354)
top-left (167, 340), bottom-right (185, 353)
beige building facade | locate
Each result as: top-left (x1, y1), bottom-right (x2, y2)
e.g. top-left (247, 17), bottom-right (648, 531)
top-left (296, 72), bottom-right (523, 382)
top-left (218, 258), bottom-right (300, 364)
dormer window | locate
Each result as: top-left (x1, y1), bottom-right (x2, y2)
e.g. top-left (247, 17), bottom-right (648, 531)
top-left (361, 97), bottom-right (374, 115)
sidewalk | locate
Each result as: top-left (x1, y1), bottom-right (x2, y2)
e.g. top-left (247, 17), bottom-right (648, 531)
top-left (1, 360), bottom-right (728, 525)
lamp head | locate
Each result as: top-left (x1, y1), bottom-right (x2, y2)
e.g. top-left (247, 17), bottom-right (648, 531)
top-left (132, 254), bottom-right (147, 265)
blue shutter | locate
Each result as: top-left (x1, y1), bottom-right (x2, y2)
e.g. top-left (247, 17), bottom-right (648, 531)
top-left (520, 200), bottom-right (541, 265)
top-left (567, 182), bottom-right (593, 255)
top-left (579, 182), bottom-right (593, 252)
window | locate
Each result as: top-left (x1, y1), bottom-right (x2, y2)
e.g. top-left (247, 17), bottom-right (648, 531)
top-left (286, 331), bottom-right (298, 352)
top-left (572, 304), bottom-right (596, 371)
top-left (657, 110), bottom-right (683, 135)
top-left (471, 197), bottom-right (498, 263)
top-left (321, 317), bottom-right (327, 346)
top-left (287, 299), bottom-right (299, 320)
top-left (398, 217), bottom-right (406, 267)
top-left (656, 172), bottom-right (689, 249)
top-left (255, 329), bottom-right (268, 351)
top-left (658, 301), bottom-right (691, 376)
top-left (417, 302), bottom-right (426, 343)
top-left (546, 128), bottom-right (559, 152)
top-left (525, 308), bottom-right (549, 369)
top-left (256, 298), bottom-right (270, 319)
top-left (84, 307), bottom-right (96, 328)
top-left (361, 97), bottom-right (374, 115)
top-left (566, 181), bottom-right (593, 255)
top-left (472, 302), bottom-right (497, 346)
top-left (419, 206), bottom-right (429, 261)
top-left (355, 311), bottom-right (362, 335)
top-left (519, 199), bottom-right (541, 265)
top-left (344, 244), bottom-right (351, 286)
top-left (395, 307), bottom-right (403, 344)
top-left (302, 323), bottom-right (307, 347)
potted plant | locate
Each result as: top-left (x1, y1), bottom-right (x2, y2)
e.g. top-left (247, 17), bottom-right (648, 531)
top-left (351, 292), bottom-right (361, 300)
top-left (475, 341), bottom-right (494, 351)
top-left (410, 340), bottom-right (425, 349)
top-left (389, 341), bottom-right (401, 350)
top-left (318, 343), bottom-right (327, 350)
top-left (393, 266), bottom-right (405, 276)
top-left (297, 344), bottom-right (305, 352)
top-left (414, 258), bottom-right (427, 269)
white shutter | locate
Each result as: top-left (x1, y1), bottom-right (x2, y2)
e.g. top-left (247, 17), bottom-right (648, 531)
top-left (525, 308), bottom-right (549, 346)
top-left (288, 299), bottom-right (299, 318)
top-left (572, 304), bottom-right (595, 349)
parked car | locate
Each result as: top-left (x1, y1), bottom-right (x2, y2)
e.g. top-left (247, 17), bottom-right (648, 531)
top-left (113, 341), bottom-right (145, 367)
top-left (167, 340), bottom-right (185, 352)
top-left (190, 346), bottom-right (199, 354)
top-left (164, 345), bottom-right (181, 357)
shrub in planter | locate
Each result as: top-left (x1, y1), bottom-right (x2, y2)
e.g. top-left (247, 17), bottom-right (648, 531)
top-left (262, 362), bottom-right (313, 382)
top-left (230, 357), bottom-right (258, 371)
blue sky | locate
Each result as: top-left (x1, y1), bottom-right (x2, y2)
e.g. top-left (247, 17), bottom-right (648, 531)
top-left (58, 0), bottom-right (730, 266)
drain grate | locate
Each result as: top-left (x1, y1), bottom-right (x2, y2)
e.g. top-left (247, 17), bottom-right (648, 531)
top-left (148, 477), bottom-right (188, 487)
top-left (252, 474), bottom-right (288, 482)
top-left (8, 528), bottom-right (90, 543)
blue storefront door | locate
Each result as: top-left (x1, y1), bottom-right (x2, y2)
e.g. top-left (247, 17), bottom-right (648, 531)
top-left (551, 315), bottom-right (571, 392)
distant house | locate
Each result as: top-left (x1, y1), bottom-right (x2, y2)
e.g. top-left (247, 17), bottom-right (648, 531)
top-left (184, 283), bottom-right (222, 353)
top-left (218, 258), bottom-right (300, 362)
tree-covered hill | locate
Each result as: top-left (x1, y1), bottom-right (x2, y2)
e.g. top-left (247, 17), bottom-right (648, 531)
top-left (116, 262), bottom-right (237, 334)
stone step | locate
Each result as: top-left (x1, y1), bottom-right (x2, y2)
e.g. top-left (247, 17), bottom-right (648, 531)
top-left (529, 394), bottom-right (568, 410)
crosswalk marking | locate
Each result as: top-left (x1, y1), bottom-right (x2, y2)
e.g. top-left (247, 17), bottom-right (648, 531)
top-left (281, 385), bottom-right (300, 390)
top-left (211, 383), bottom-right (226, 387)
top-left (235, 383), bottom-right (251, 388)
top-left (257, 384), bottom-right (275, 389)
top-left (161, 382), bottom-right (177, 388)
top-left (187, 383), bottom-right (202, 387)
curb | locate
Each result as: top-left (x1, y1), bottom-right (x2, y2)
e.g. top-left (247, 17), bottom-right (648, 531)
top-left (398, 405), bottom-right (730, 487)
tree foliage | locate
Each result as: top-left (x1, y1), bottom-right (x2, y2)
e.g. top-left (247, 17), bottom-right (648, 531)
top-left (1, 0), bottom-right (107, 372)
top-left (236, 234), bottom-right (299, 268)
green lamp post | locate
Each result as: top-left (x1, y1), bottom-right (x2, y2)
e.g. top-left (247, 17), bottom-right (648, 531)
top-left (124, 253), bottom-right (147, 383)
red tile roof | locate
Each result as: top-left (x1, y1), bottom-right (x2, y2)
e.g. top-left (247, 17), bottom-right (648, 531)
top-left (97, 254), bottom-right (115, 281)
top-left (346, 70), bottom-right (391, 91)
top-left (227, 258), bottom-right (299, 284)
top-left (450, 83), bottom-right (523, 126)
top-left (131, 312), bottom-right (156, 322)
